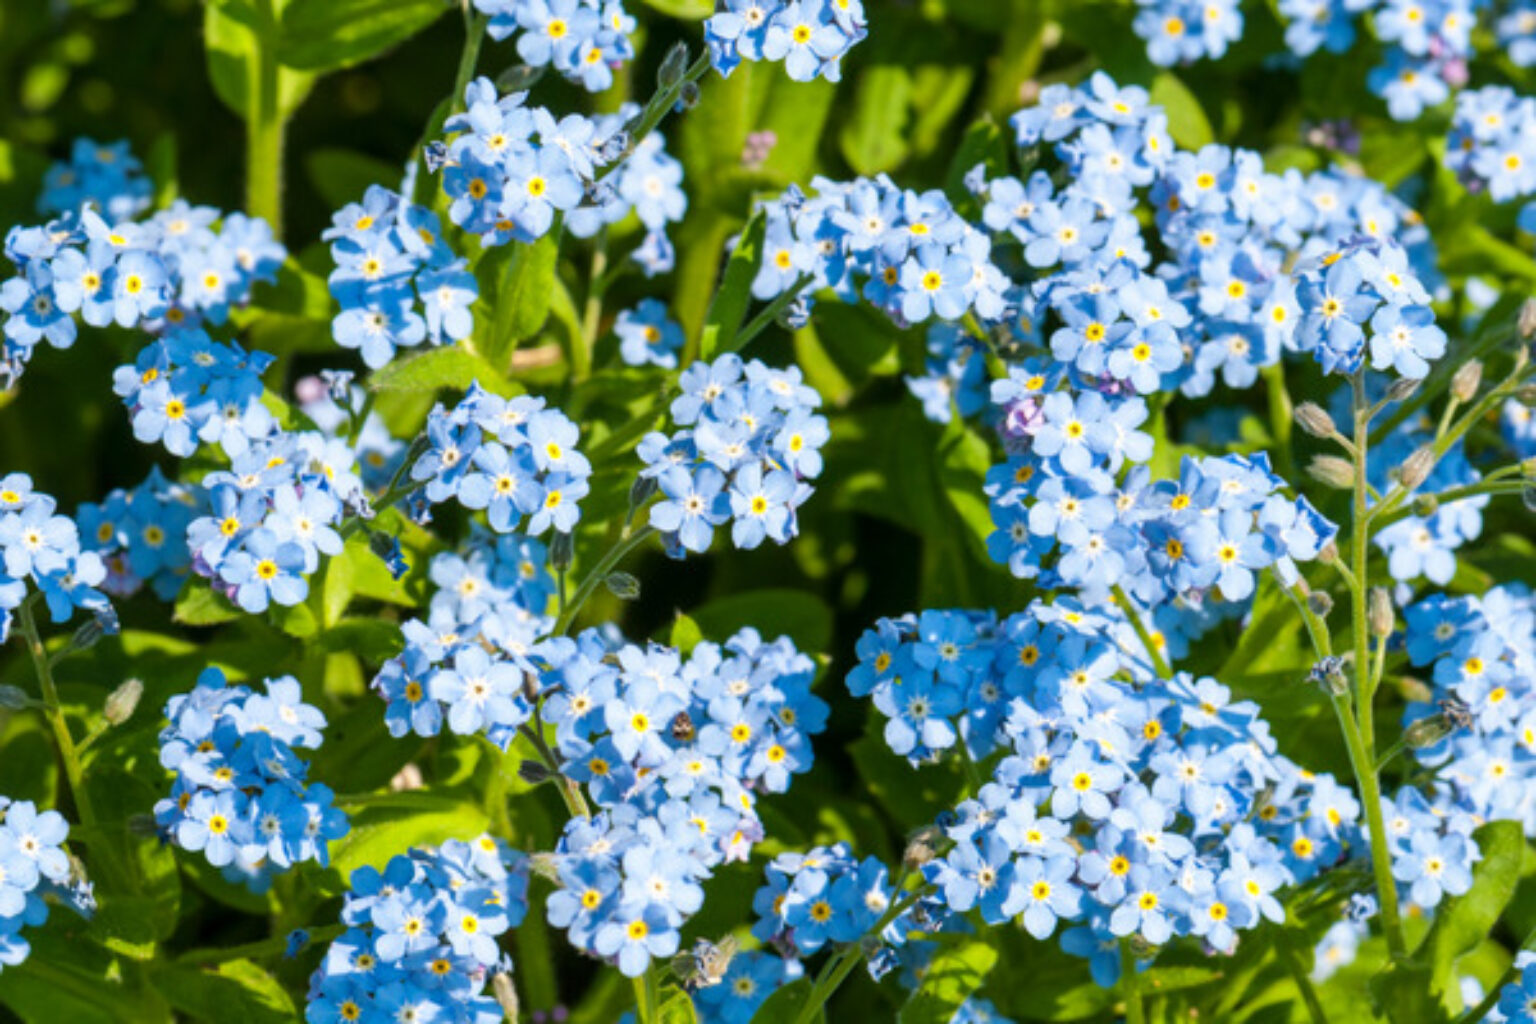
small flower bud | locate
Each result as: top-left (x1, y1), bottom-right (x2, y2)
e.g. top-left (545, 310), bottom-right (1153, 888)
top-left (497, 63), bottom-right (545, 93)
top-left (1450, 360), bottom-right (1483, 402)
top-left (422, 140), bottom-right (450, 173)
top-left (389, 762), bottom-right (424, 792)
top-left (1385, 376), bottom-right (1420, 402)
top-left (518, 759), bottom-right (553, 785)
top-left (549, 530), bottom-right (574, 573)
top-left (628, 473), bottom-right (659, 522)
top-left (0, 685), bottom-right (29, 710)
top-left (529, 852), bottom-right (562, 884)
top-left (1309, 656), bottom-right (1349, 696)
top-left (1308, 591), bottom-right (1334, 618)
top-left (522, 671), bottom-right (541, 704)
top-left (1413, 493), bottom-right (1439, 518)
top-left (675, 80), bottom-right (701, 111)
top-left (1523, 456), bottom-right (1536, 479)
top-left (104, 678), bottom-right (142, 726)
top-left (64, 614), bottom-right (111, 656)
top-left (1397, 446), bottom-right (1435, 492)
top-left (903, 823), bottom-right (947, 872)
top-left (1307, 455), bottom-right (1355, 489)
top-left (1369, 588), bottom-right (1393, 639)
top-left (1317, 542), bottom-right (1340, 565)
top-left (492, 972), bottom-right (520, 1023)
top-left (658, 41), bottom-right (690, 89)
top-left (1398, 675), bottom-right (1433, 704)
top-left (605, 572), bottom-right (640, 601)
top-left (1519, 298), bottom-right (1536, 340)
top-left (1296, 402), bottom-right (1339, 439)
top-left (1404, 713), bottom-right (1454, 749)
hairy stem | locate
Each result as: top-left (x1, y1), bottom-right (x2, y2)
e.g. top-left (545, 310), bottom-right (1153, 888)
top-left (15, 600), bottom-right (97, 829)
top-left (246, 0), bottom-right (285, 237)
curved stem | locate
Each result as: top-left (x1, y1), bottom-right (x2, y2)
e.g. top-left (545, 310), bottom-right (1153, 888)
top-left (1120, 940), bottom-right (1145, 1024)
top-left (597, 51), bottom-right (713, 183)
top-left (1275, 921), bottom-right (1332, 1024)
top-left (1112, 585), bottom-right (1170, 680)
top-left (549, 525), bottom-right (657, 637)
top-left (15, 599), bottom-right (96, 829)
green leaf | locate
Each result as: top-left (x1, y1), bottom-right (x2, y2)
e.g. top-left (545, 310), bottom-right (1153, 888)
top-left (1149, 72), bottom-right (1215, 150)
top-left (660, 987), bottom-right (700, 1024)
top-left (480, 234), bottom-right (560, 370)
top-left (204, 0), bottom-right (315, 120)
top-left (839, 65), bottom-right (913, 175)
top-left (368, 345), bottom-right (520, 397)
top-left (670, 612), bottom-right (704, 656)
top-left (312, 618), bottom-right (405, 662)
top-left (701, 209), bottom-right (767, 360)
top-left (173, 579), bottom-right (242, 627)
top-left (899, 941), bottom-right (998, 1024)
top-left (268, 599), bottom-right (318, 638)
top-left (248, 258), bottom-right (333, 320)
top-left (305, 147), bottom-right (406, 209)
top-left (749, 979), bottom-right (814, 1023)
top-left (278, 0), bottom-right (447, 72)
top-left (689, 589), bottom-right (834, 655)
top-left (638, 0), bottom-right (712, 16)
top-left (156, 959), bottom-right (297, 1024)
top-left (1419, 819), bottom-right (1526, 1011)
top-left (327, 791), bottom-right (491, 877)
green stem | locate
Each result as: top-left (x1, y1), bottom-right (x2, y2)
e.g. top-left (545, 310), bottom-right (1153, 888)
top-left (246, 0), bottom-right (285, 237)
top-left (517, 723), bottom-right (591, 819)
top-left (1346, 373), bottom-right (1407, 961)
top-left (1371, 479), bottom-right (1531, 531)
top-left (576, 230), bottom-right (608, 383)
top-left (15, 600), bottom-right (96, 829)
top-left (1275, 922), bottom-right (1332, 1024)
top-left (548, 526), bottom-right (657, 637)
top-left (730, 273), bottom-right (816, 356)
top-left (598, 51), bottom-right (713, 182)
top-left (790, 885), bottom-right (926, 1024)
top-left (1111, 585), bottom-right (1171, 680)
top-left (1263, 363), bottom-right (1296, 484)
top-left (632, 967), bottom-right (661, 1024)
top-left (1120, 940), bottom-right (1145, 1024)
top-left (410, 9), bottom-right (489, 207)
top-left (1456, 921), bottom-right (1536, 1024)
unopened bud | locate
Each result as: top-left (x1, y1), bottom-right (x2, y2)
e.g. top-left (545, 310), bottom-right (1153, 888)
top-left (496, 63), bottom-right (545, 93)
top-left (0, 685), bottom-right (28, 710)
top-left (903, 823), bottom-right (947, 872)
top-left (492, 972), bottom-right (520, 1024)
top-left (521, 671), bottom-right (541, 704)
top-left (1398, 675), bottom-right (1433, 704)
top-left (518, 759), bottom-right (553, 785)
top-left (1307, 455), bottom-right (1355, 489)
top-left (104, 678), bottom-right (142, 726)
top-left (1404, 713), bottom-right (1454, 749)
top-left (605, 572), bottom-right (640, 601)
top-left (1296, 402), bottom-right (1339, 439)
top-left (1385, 377), bottom-right (1420, 402)
top-left (1524, 456), bottom-right (1536, 479)
top-left (549, 530), bottom-right (574, 573)
top-left (1317, 542), bottom-right (1340, 565)
top-left (1308, 591), bottom-right (1334, 618)
top-left (658, 41), bottom-right (690, 89)
top-left (1413, 493), bottom-right (1439, 518)
top-left (1450, 360), bottom-right (1483, 402)
top-left (529, 851), bottom-right (562, 884)
top-left (1397, 446), bottom-right (1435, 492)
top-left (676, 80), bottom-right (701, 110)
top-left (1520, 298), bottom-right (1536, 340)
top-left (65, 614), bottom-right (110, 656)
top-left (627, 474), bottom-right (658, 524)
top-left (1369, 588), bottom-right (1393, 639)
top-left (1309, 656), bottom-right (1349, 696)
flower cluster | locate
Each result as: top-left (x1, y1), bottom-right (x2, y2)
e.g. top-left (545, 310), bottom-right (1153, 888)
top-left (75, 466), bottom-right (196, 601)
top-left (692, 949), bottom-right (803, 1023)
top-left (615, 298), bottom-right (684, 368)
top-left (539, 627), bottom-right (826, 976)
top-left (36, 138), bottom-right (152, 221)
top-left (752, 841), bottom-right (895, 956)
top-left (471, 0), bottom-right (636, 92)
top-left (187, 429), bottom-right (359, 612)
top-left (1493, 949), bottom-right (1536, 1022)
top-left (410, 383), bottom-right (591, 536)
top-left (153, 668), bottom-right (348, 888)
top-left (439, 79), bottom-right (603, 248)
top-left (705, 0), bottom-right (869, 83)
top-left (295, 374), bottom-right (409, 494)
top-left (1132, 0), bottom-right (1481, 123)
top-left (305, 838), bottom-right (531, 1024)
top-left (1446, 86), bottom-right (1536, 217)
top-left (1, 194), bottom-right (284, 384)
top-left (639, 354), bottom-right (827, 555)
top-left (372, 533), bottom-right (554, 745)
top-left (841, 599), bottom-right (1362, 985)
top-left (985, 379), bottom-right (1336, 608)
top-left (112, 328), bottom-right (276, 457)
top-left (1293, 239), bottom-right (1446, 377)
top-left (567, 105), bottom-right (688, 277)
top-left (1399, 586), bottom-right (1536, 833)
top-left (1133, 0), bottom-right (1243, 65)
top-left (0, 472), bottom-right (113, 642)
top-left (0, 799), bottom-right (76, 975)
top-left (749, 172), bottom-right (1009, 329)
top-left (325, 185), bottom-right (478, 370)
